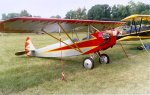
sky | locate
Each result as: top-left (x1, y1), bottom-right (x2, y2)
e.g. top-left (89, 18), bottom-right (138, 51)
top-left (0, 0), bottom-right (150, 19)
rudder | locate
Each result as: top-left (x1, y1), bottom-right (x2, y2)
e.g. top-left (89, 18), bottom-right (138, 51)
top-left (25, 37), bottom-right (36, 56)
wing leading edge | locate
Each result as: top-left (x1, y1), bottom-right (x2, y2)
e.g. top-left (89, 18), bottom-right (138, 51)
top-left (121, 14), bottom-right (150, 21)
top-left (0, 17), bottom-right (125, 33)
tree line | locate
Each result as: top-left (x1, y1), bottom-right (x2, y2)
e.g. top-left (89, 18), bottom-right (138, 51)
top-left (1, 1), bottom-right (150, 21)
top-left (1, 10), bottom-right (41, 20)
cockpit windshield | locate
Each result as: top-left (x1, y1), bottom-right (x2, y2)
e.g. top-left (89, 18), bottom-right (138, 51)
top-left (102, 33), bottom-right (110, 39)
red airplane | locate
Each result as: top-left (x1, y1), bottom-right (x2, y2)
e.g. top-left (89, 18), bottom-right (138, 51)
top-left (0, 17), bottom-right (125, 69)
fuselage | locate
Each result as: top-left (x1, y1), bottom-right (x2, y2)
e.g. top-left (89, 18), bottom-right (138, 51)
top-left (32, 31), bottom-right (116, 57)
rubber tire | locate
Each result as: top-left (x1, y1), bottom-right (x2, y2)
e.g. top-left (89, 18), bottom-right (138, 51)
top-left (99, 54), bottom-right (110, 64)
top-left (83, 57), bottom-right (94, 69)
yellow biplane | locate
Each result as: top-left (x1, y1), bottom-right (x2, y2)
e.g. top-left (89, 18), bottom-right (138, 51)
top-left (118, 14), bottom-right (150, 41)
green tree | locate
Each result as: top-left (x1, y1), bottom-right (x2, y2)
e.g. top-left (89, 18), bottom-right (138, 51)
top-left (20, 10), bottom-right (32, 17)
top-left (128, 1), bottom-right (150, 15)
top-left (87, 4), bottom-right (111, 20)
top-left (2, 13), bottom-right (20, 20)
top-left (65, 10), bottom-right (77, 19)
top-left (128, 1), bottom-right (137, 14)
top-left (141, 10), bottom-right (150, 15)
top-left (50, 15), bottom-right (61, 18)
top-left (7, 13), bottom-right (20, 19)
top-left (76, 8), bottom-right (87, 19)
top-left (118, 5), bottom-right (130, 19)
top-left (1, 10), bottom-right (32, 20)
top-left (65, 8), bottom-right (87, 19)
top-left (111, 5), bottom-right (119, 20)
top-left (2, 13), bottom-right (8, 20)
top-left (111, 4), bottom-right (130, 20)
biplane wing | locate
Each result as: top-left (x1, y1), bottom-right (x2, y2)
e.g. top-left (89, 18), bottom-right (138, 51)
top-left (0, 17), bottom-right (125, 33)
top-left (121, 14), bottom-right (150, 21)
top-left (119, 15), bottom-right (150, 41)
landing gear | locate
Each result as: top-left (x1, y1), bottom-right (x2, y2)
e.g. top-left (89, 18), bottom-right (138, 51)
top-left (99, 54), bottom-right (109, 64)
top-left (82, 52), bottom-right (110, 69)
top-left (83, 57), bottom-right (94, 69)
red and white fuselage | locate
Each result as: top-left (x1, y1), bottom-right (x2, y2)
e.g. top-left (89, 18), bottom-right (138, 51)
top-left (26, 31), bottom-right (116, 57)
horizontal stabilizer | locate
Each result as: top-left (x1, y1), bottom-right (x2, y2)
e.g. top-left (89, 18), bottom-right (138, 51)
top-left (15, 51), bottom-right (26, 56)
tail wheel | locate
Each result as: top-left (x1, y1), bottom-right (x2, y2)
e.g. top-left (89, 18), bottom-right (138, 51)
top-left (99, 54), bottom-right (110, 64)
top-left (83, 57), bottom-right (94, 69)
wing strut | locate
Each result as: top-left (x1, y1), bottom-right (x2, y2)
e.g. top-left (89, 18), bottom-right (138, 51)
top-left (91, 25), bottom-right (100, 32)
top-left (58, 23), bottom-right (83, 53)
top-left (41, 28), bottom-right (82, 53)
top-left (87, 25), bottom-right (90, 39)
top-left (139, 18), bottom-right (143, 32)
top-left (74, 29), bottom-right (80, 41)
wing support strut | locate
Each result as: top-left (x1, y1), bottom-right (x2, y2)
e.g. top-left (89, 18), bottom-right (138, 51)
top-left (41, 28), bottom-right (82, 53)
top-left (91, 25), bottom-right (100, 32)
top-left (58, 23), bottom-right (83, 53)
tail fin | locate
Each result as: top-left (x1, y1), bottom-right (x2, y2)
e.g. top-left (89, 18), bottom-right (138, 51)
top-left (25, 37), bottom-right (36, 56)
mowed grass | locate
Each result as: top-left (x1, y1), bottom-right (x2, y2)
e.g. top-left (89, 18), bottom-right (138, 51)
top-left (0, 33), bottom-right (150, 95)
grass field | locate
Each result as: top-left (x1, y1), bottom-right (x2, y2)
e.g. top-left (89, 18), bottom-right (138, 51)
top-left (0, 33), bottom-right (150, 95)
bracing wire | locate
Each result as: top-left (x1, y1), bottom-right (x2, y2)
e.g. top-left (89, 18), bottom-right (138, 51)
top-left (59, 27), bottom-right (65, 81)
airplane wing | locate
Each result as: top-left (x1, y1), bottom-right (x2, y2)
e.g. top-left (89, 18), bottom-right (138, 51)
top-left (117, 30), bottom-right (150, 41)
top-left (121, 14), bottom-right (150, 21)
top-left (0, 17), bottom-right (125, 33)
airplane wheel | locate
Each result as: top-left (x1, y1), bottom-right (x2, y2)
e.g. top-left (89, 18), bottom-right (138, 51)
top-left (83, 57), bottom-right (94, 69)
top-left (99, 54), bottom-right (109, 64)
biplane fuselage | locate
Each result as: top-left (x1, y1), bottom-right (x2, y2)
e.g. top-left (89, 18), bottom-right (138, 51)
top-left (28, 32), bottom-right (116, 57)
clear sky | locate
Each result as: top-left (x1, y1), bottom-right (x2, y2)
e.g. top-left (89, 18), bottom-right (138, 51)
top-left (0, 0), bottom-right (149, 19)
